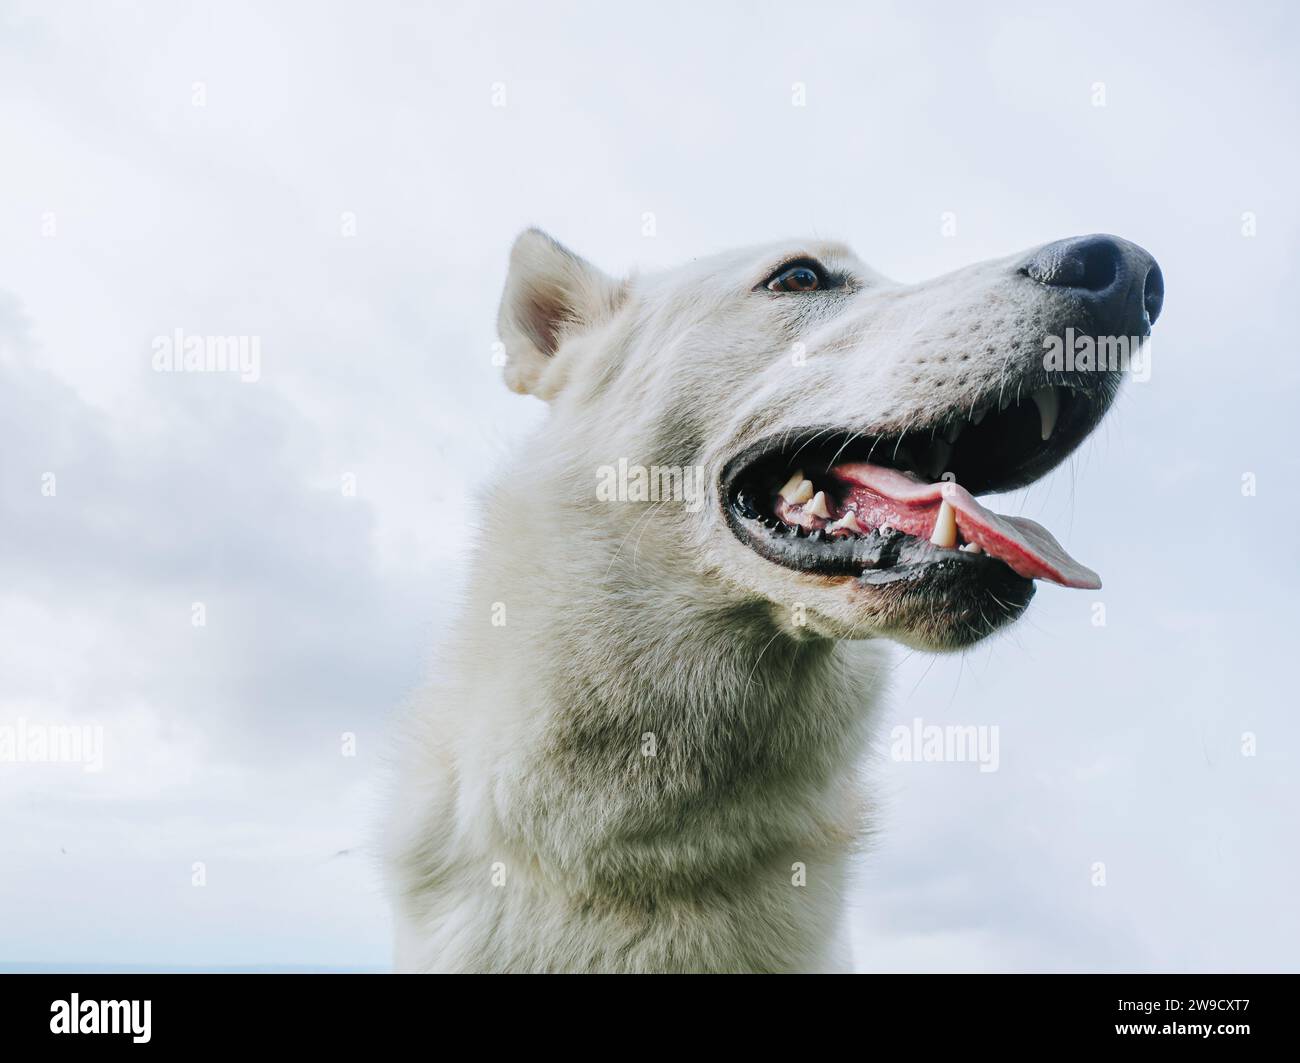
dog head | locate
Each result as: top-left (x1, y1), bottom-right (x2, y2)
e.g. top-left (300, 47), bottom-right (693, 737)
top-left (496, 229), bottom-right (1162, 650)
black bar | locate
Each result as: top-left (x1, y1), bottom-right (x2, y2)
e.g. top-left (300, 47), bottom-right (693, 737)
top-left (0, 973), bottom-right (1292, 1049)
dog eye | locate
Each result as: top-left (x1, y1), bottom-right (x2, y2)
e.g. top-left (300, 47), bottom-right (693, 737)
top-left (765, 261), bottom-right (825, 293)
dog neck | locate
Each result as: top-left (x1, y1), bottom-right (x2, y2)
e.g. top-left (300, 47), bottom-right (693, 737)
top-left (389, 448), bottom-right (887, 971)
top-left (471, 485), bottom-right (886, 891)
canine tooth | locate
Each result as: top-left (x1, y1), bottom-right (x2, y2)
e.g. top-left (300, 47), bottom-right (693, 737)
top-left (959, 542), bottom-right (983, 554)
top-left (929, 500), bottom-right (958, 548)
top-left (780, 472), bottom-right (814, 504)
top-left (805, 490), bottom-right (831, 518)
top-left (971, 405), bottom-right (988, 426)
top-left (944, 421), bottom-right (964, 444)
top-left (1031, 386), bottom-right (1059, 440)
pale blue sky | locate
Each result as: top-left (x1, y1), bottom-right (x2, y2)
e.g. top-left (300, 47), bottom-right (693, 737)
top-left (0, 0), bottom-right (1296, 971)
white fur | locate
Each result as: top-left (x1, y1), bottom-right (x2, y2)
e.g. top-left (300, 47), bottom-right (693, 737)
top-left (385, 230), bottom-right (1074, 972)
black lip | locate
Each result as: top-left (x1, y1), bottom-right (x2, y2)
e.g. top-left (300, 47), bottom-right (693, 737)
top-left (724, 510), bottom-right (1033, 591)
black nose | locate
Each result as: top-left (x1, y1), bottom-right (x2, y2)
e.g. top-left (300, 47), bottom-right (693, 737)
top-left (1022, 234), bottom-right (1163, 335)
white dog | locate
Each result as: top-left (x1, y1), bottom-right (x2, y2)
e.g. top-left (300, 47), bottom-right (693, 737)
top-left (385, 229), bottom-right (1163, 972)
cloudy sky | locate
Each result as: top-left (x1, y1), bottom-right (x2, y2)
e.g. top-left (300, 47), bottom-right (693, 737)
top-left (1, 0), bottom-right (1296, 971)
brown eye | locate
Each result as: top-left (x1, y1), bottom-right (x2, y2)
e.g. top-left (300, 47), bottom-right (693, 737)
top-left (766, 264), bottom-right (823, 292)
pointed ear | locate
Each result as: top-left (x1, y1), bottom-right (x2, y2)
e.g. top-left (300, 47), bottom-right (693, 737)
top-left (497, 229), bottom-right (625, 399)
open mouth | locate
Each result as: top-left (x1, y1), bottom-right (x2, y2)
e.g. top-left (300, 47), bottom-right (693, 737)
top-left (722, 385), bottom-right (1105, 591)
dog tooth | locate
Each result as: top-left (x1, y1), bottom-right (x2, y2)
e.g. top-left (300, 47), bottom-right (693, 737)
top-left (805, 490), bottom-right (831, 519)
top-left (959, 542), bottom-right (983, 554)
top-left (780, 472), bottom-right (814, 504)
top-left (929, 500), bottom-right (958, 549)
top-left (1031, 386), bottom-right (1059, 440)
top-left (828, 511), bottom-right (865, 535)
top-left (971, 405), bottom-right (988, 426)
top-left (944, 421), bottom-right (964, 444)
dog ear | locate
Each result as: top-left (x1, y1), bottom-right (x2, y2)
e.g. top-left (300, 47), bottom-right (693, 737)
top-left (497, 229), bottom-right (624, 399)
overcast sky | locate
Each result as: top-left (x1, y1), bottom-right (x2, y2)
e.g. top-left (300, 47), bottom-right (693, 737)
top-left (1, 0), bottom-right (1296, 971)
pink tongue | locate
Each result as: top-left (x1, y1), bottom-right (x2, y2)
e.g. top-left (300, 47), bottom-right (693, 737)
top-left (830, 463), bottom-right (1101, 589)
